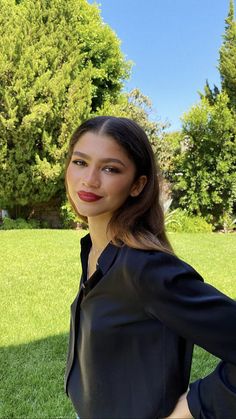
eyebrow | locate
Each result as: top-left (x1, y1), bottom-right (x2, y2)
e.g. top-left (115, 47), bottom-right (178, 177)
top-left (72, 151), bottom-right (126, 167)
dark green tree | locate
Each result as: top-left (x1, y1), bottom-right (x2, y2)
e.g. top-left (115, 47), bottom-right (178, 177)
top-left (0, 0), bottom-right (130, 218)
top-left (219, 0), bottom-right (236, 110)
top-left (199, 79), bottom-right (220, 106)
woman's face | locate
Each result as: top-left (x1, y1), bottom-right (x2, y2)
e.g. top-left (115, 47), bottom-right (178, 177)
top-left (66, 131), bottom-right (146, 221)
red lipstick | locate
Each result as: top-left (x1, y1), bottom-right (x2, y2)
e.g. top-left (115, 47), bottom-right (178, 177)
top-left (78, 191), bottom-right (103, 202)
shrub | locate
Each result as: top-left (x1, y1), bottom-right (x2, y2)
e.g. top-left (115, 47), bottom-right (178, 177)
top-left (0, 217), bottom-right (41, 230)
top-left (222, 213), bottom-right (236, 233)
top-left (60, 201), bottom-right (80, 229)
top-left (166, 209), bottom-right (213, 233)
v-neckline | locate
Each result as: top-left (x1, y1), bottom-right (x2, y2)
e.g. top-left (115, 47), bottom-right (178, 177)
top-left (80, 233), bottom-right (120, 284)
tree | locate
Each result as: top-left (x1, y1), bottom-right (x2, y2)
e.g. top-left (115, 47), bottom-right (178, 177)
top-left (173, 92), bottom-right (236, 227)
top-left (173, 0), bottom-right (236, 228)
top-left (155, 130), bottom-right (182, 184)
top-left (199, 79), bottom-right (220, 106)
top-left (219, 0), bottom-right (236, 110)
top-left (0, 0), bottom-right (130, 217)
top-left (200, 1), bottom-right (236, 109)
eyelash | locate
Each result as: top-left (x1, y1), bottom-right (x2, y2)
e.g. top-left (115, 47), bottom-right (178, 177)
top-left (104, 167), bottom-right (121, 174)
top-left (72, 159), bottom-right (86, 167)
top-left (72, 160), bottom-right (121, 174)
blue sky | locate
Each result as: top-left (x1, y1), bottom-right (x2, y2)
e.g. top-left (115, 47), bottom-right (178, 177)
top-left (89, 0), bottom-right (232, 131)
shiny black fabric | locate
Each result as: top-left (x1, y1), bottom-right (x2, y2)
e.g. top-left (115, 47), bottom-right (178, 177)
top-left (65, 234), bottom-right (236, 419)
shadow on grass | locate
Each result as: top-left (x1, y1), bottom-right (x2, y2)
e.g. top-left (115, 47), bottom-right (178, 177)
top-left (0, 333), bottom-right (220, 419)
top-left (0, 333), bottom-right (75, 419)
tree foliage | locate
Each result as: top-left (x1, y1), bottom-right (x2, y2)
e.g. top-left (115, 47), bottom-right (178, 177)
top-left (199, 79), bottom-right (220, 106)
top-left (0, 0), bottom-right (130, 213)
top-left (219, 0), bottom-right (236, 111)
top-left (173, 0), bottom-right (236, 228)
top-left (174, 92), bottom-right (236, 226)
top-left (155, 130), bottom-right (182, 182)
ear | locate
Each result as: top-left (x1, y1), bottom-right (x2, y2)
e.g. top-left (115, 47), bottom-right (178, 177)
top-left (130, 175), bottom-right (147, 197)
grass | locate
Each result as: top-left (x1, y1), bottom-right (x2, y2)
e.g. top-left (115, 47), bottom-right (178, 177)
top-left (0, 230), bottom-right (235, 418)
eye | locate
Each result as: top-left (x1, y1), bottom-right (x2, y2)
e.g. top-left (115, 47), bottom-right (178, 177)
top-left (103, 166), bottom-right (121, 174)
top-left (72, 159), bottom-right (87, 167)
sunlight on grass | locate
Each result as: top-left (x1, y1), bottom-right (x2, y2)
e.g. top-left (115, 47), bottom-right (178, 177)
top-left (170, 232), bottom-right (236, 297)
top-left (0, 229), bottom-right (86, 347)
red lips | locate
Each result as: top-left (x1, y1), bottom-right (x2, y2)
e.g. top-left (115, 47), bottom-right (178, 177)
top-left (77, 191), bottom-right (103, 202)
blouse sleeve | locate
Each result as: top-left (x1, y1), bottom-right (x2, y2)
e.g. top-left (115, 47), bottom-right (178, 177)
top-left (133, 250), bottom-right (236, 418)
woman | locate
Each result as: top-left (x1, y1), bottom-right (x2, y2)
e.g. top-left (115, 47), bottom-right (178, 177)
top-left (64, 116), bottom-right (236, 419)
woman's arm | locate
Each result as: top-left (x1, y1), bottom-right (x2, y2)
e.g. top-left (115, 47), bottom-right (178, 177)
top-left (133, 251), bottom-right (236, 418)
top-left (164, 391), bottom-right (193, 419)
top-left (135, 251), bottom-right (236, 362)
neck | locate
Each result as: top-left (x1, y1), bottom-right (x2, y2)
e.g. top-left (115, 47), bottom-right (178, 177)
top-left (88, 214), bottom-right (112, 252)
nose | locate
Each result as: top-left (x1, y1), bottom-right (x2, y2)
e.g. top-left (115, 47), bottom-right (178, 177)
top-left (81, 167), bottom-right (100, 188)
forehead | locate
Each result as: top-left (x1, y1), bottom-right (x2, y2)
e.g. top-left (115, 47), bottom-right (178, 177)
top-left (73, 132), bottom-right (131, 160)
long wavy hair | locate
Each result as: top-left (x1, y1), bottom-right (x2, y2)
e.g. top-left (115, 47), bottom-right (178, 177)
top-left (65, 116), bottom-right (173, 254)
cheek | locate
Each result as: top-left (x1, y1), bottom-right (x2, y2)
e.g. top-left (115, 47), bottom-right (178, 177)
top-left (66, 165), bottom-right (77, 185)
top-left (66, 169), bottom-right (77, 197)
top-left (109, 177), bottom-right (134, 198)
top-left (65, 170), bottom-right (71, 189)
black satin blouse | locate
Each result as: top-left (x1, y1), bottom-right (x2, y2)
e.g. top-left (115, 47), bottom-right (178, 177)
top-left (65, 234), bottom-right (236, 419)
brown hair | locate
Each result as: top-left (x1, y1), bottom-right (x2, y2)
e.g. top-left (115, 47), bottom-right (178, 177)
top-left (65, 116), bottom-right (173, 254)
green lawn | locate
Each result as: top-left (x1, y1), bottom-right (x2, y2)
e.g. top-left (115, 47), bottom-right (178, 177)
top-left (0, 230), bottom-right (235, 418)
